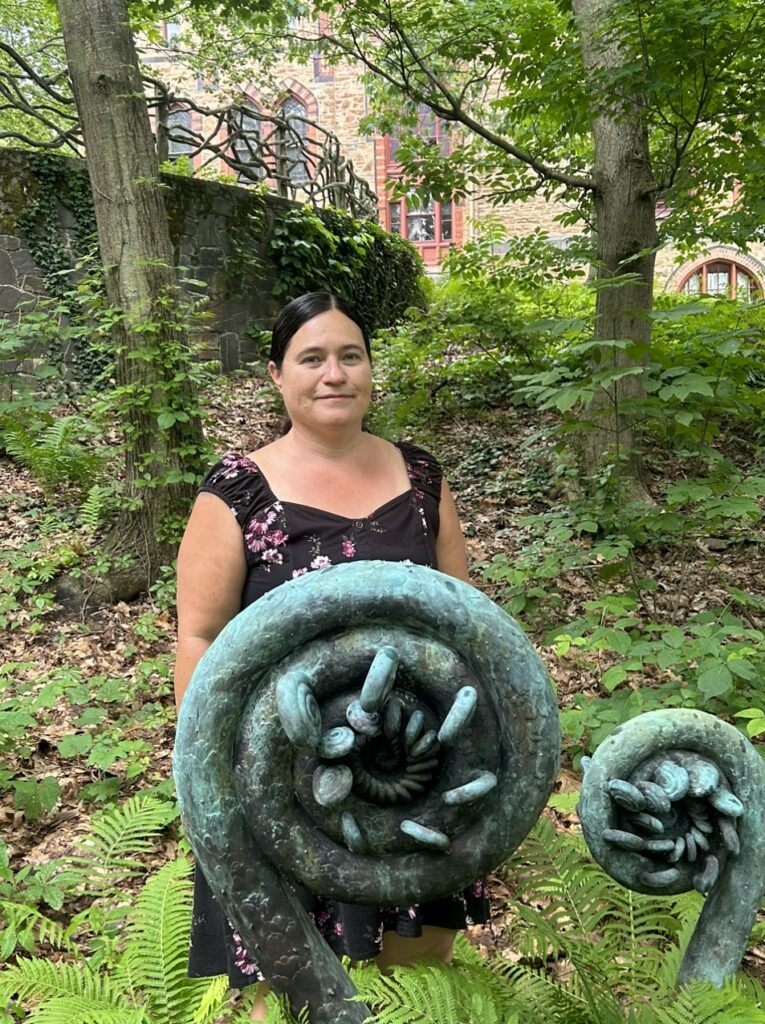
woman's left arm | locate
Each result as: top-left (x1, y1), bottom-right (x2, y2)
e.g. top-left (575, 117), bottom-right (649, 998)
top-left (435, 478), bottom-right (470, 582)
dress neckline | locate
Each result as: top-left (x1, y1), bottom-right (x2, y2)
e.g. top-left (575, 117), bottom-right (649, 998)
top-left (237, 441), bottom-right (414, 523)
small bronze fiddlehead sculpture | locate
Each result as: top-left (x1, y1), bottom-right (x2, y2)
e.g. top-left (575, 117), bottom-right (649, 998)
top-left (174, 561), bottom-right (560, 1023)
top-left (579, 708), bottom-right (765, 986)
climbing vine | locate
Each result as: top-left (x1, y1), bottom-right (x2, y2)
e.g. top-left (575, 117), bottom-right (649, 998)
top-left (16, 153), bottom-right (97, 297)
top-left (269, 204), bottom-right (424, 335)
top-left (16, 153), bottom-right (104, 383)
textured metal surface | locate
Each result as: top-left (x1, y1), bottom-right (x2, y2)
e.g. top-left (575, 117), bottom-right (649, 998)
top-left (579, 708), bottom-right (765, 986)
top-left (175, 561), bottom-right (560, 1022)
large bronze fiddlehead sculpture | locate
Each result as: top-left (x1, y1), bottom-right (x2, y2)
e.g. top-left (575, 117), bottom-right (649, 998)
top-left (579, 708), bottom-right (765, 986)
top-left (174, 561), bottom-right (560, 1023)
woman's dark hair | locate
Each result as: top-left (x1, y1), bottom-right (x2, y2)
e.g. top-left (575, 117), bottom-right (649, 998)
top-left (269, 292), bottom-right (371, 368)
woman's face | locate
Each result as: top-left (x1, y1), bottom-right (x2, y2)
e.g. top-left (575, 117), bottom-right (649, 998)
top-left (268, 309), bottom-right (372, 434)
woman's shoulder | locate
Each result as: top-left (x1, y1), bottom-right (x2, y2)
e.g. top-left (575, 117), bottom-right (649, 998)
top-left (198, 452), bottom-right (270, 525)
top-left (395, 438), bottom-right (442, 471)
top-left (200, 451), bottom-right (261, 489)
top-left (395, 439), bottom-right (443, 497)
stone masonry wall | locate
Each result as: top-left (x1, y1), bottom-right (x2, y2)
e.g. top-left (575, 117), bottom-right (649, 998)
top-left (0, 149), bottom-right (302, 371)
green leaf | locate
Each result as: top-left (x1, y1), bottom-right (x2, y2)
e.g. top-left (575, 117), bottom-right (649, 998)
top-left (58, 732), bottom-right (93, 757)
top-left (13, 777), bottom-right (60, 822)
top-left (734, 708), bottom-right (765, 720)
top-left (727, 658), bottom-right (757, 681)
top-left (601, 665), bottom-right (628, 691)
top-left (674, 410), bottom-right (695, 427)
top-left (696, 663), bottom-right (733, 698)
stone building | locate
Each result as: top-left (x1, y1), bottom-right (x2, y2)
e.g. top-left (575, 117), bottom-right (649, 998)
top-left (144, 19), bottom-right (765, 297)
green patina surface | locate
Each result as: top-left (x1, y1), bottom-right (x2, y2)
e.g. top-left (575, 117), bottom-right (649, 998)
top-left (579, 708), bottom-right (765, 987)
top-left (174, 560), bottom-right (560, 1024)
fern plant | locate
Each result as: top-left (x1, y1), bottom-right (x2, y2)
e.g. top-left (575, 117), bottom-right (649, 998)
top-left (352, 946), bottom-right (520, 1024)
top-left (494, 818), bottom-right (765, 1024)
top-left (0, 795), bottom-right (176, 964)
top-left (57, 794), bottom-right (178, 898)
top-left (0, 412), bottom-right (107, 494)
top-left (0, 859), bottom-right (229, 1024)
top-left (4, 812), bottom-right (765, 1024)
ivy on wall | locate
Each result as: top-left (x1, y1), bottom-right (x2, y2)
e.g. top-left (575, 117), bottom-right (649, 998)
top-left (8, 153), bottom-right (424, 374)
top-left (17, 153), bottom-right (98, 299)
top-left (16, 153), bottom-right (104, 383)
top-left (269, 205), bottom-right (425, 335)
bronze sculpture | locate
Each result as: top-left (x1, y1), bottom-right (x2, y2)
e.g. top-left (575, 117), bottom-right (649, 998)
top-left (174, 560), bottom-right (560, 1023)
top-left (579, 708), bottom-right (765, 987)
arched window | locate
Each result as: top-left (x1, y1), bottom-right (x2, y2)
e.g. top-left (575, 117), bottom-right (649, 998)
top-left (388, 104), bottom-right (450, 164)
top-left (231, 106), bottom-right (265, 181)
top-left (166, 108), bottom-right (194, 159)
top-left (279, 96), bottom-right (309, 184)
top-left (680, 260), bottom-right (760, 301)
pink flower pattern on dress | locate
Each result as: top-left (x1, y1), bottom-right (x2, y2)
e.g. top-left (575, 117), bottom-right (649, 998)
top-left (231, 932), bottom-right (263, 979)
top-left (244, 503), bottom-right (289, 571)
top-left (342, 537), bottom-right (356, 558)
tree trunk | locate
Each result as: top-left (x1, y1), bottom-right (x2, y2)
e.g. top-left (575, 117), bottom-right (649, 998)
top-left (54, 0), bottom-right (205, 607)
top-left (573, 0), bottom-right (658, 491)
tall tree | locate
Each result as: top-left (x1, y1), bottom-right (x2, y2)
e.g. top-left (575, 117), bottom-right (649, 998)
top-left (54, 0), bottom-right (205, 605)
top-left (291, 0), bottom-right (765, 482)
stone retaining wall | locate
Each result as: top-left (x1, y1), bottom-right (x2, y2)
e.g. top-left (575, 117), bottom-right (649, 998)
top-left (0, 149), bottom-right (302, 372)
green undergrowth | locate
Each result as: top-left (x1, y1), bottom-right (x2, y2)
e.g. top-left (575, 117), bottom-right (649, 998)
top-left (2, 244), bottom-right (765, 1022)
top-left (3, 814), bottom-right (763, 1024)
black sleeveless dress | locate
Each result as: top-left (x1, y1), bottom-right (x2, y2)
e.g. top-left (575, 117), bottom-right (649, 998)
top-left (186, 441), bottom-right (490, 986)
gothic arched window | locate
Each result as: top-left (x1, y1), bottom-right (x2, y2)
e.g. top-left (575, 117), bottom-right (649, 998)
top-left (279, 96), bottom-right (309, 184)
top-left (166, 108), bottom-right (194, 159)
top-left (231, 106), bottom-right (265, 181)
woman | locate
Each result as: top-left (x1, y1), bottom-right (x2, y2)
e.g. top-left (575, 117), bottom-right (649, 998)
top-left (175, 292), bottom-right (489, 1018)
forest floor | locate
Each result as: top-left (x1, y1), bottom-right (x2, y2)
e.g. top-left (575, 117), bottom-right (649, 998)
top-left (2, 371), bottom-right (765, 974)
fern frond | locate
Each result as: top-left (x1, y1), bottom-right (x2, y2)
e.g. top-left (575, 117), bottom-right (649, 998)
top-left (121, 858), bottom-right (226, 1024)
top-left (505, 818), bottom-right (617, 940)
top-left (353, 958), bottom-right (514, 1024)
top-left (24, 993), bottom-right (147, 1024)
top-left (654, 979), bottom-right (765, 1023)
top-left (0, 419), bottom-right (37, 467)
top-left (1, 414), bottom-right (105, 493)
top-left (190, 976), bottom-right (229, 1024)
top-left (0, 898), bottom-right (71, 955)
top-left (79, 484), bottom-right (109, 534)
top-left (0, 958), bottom-right (133, 1013)
top-left (58, 795), bottom-right (174, 897)
top-left (489, 958), bottom-right (590, 1024)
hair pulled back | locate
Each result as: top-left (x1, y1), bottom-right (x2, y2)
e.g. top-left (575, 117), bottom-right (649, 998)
top-left (269, 292), bottom-right (371, 368)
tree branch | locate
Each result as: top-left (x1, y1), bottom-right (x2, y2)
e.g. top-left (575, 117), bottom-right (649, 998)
top-left (325, 25), bottom-right (597, 192)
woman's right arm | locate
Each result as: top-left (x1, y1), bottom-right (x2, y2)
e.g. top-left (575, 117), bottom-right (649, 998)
top-left (174, 492), bottom-right (247, 709)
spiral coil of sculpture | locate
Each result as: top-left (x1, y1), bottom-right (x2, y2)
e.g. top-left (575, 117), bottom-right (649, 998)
top-left (579, 709), bottom-right (765, 987)
top-left (174, 561), bottom-right (560, 1023)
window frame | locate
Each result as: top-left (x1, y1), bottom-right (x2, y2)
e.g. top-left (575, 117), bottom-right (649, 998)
top-left (679, 259), bottom-right (761, 301)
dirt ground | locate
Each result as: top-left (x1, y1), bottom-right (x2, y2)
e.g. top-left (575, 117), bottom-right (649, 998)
top-left (2, 371), bottom-right (764, 977)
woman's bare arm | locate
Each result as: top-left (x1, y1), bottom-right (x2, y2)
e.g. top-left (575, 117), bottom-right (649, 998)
top-left (174, 492), bottom-right (247, 708)
top-left (434, 478), bottom-right (470, 583)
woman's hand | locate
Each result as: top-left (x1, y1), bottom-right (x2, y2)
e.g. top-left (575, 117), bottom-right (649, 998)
top-left (175, 493), bottom-right (247, 708)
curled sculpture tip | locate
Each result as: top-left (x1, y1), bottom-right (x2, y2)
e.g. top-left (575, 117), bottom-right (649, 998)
top-left (599, 750), bottom-right (739, 894)
top-left (176, 560), bottom-right (560, 1023)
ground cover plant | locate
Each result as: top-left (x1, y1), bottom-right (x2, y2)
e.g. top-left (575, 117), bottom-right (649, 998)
top-left (1, 260), bottom-right (765, 1021)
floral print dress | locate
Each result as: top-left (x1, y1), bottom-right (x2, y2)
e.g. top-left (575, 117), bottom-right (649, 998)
top-left (186, 440), bottom-right (490, 986)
